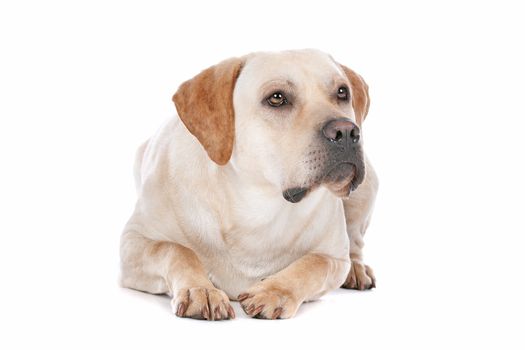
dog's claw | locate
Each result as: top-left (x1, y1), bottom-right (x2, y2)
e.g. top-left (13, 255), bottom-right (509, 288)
top-left (250, 304), bottom-right (264, 317)
top-left (271, 307), bottom-right (283, 319)
top-left (213, 306), bottom-right (221, 320)
top-left (202, 305), bottom-right (210, 320)
top-left (227, 305), bottom-right (236, 319)
top-left (238, 293), bottom-right (251, 302)
top-left (176, 302), bottom-right (187, 317)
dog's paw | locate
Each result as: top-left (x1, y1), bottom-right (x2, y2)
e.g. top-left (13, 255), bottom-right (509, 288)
top-left (342, 261), bottom-right (376, 290)
top-left (171, 287), bottom-right (235, 321)
top-left (238, 282), bottom-right (300, 319)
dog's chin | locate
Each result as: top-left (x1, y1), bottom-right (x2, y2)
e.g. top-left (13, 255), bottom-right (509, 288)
top-left (282, 163), bottom-right (364, 203)
top-left (322, 163), bottom-right (363, 198)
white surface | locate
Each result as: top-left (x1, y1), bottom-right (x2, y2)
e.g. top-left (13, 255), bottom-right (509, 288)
top-left (1, 1), bottom-right (524, 349)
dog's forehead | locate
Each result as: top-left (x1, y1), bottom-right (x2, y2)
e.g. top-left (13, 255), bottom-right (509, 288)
top-left (240, 50), bottom-right (345, 86)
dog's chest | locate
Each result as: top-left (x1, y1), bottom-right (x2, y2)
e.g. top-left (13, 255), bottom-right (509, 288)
top-left (226, 191), bottom-right (325, 257)
top-left (206, 220), bottom-right (310, 297)
top-left (202, 191), bottom-right (333, 297)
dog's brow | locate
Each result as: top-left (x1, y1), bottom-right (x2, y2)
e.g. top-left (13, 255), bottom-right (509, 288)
top-left (329, 75), bottom-right (349, 88)
top-left (261, 79), bottom-right (296, 90)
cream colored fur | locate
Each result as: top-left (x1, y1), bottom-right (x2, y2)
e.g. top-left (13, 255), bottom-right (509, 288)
top-left (120, 49), bottom-right (378, 320)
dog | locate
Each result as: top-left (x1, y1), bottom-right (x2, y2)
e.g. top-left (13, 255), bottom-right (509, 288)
top-left (120, 49), bottom-right (378, 320)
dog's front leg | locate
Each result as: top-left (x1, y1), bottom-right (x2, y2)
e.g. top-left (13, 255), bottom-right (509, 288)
top-left (237, 253), bottom-right (349, 319)
top-left (120, 232), bottom-right (235, 320)
top-left (341, 156), bottom-right (379, 290)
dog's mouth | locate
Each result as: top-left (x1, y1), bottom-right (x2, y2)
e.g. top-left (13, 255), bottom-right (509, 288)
top-left (321, 162), bottom-right (362, 197)
top-left (282, 162), bottom-right (364, 203)
top-left (323, 162), bottom-right (356, 184)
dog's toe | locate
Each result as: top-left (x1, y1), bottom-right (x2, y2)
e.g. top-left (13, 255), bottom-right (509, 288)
top-left (238, 283), bottom-right (300, 319)
top-left (342, 261), bottom-right (376, 290)
top-left (171, 287), bottom-right (235, 321)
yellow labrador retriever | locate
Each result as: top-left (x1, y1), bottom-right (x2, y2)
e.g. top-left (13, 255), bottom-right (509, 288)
top-left (120, 49), bottom-right (378, 320)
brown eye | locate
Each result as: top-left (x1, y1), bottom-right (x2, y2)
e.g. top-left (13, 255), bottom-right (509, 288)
top-left (267, 92), bottom-right (287, 107)
top-left (337, 86), bottom-right (349, 101)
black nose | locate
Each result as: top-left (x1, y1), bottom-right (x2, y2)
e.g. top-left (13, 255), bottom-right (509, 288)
top-left (322, 118), bottom-right (360, 144)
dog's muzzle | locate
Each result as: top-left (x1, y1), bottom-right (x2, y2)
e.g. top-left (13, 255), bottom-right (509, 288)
top-left (320, 117), bottom-right (365, 196)
top-left (282, 117), bottom-right (365, 203)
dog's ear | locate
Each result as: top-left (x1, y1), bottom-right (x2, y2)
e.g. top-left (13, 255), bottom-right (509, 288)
top-left (173, 58), bottom-right (243, 165)
top-left (340, 65), bottom-right (370, 125)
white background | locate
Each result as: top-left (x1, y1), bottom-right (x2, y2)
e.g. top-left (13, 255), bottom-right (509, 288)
top-left (1, 0), bottom-right (524, 349)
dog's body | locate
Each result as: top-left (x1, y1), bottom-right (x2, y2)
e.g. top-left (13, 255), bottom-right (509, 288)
top-left (120, 49), bottom-right (378, 320)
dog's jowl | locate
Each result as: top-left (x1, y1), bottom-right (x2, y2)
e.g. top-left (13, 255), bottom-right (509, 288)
top-left (120, 49), bottom-right (378, 320)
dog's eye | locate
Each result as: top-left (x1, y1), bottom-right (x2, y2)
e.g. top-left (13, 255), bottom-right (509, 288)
top-left (337, 86), bottom-right (349, 101)
top-left (267, 92), bottom-right (288, 107)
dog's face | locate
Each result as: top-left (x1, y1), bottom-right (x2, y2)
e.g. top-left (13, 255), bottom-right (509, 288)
top-left (173, 49), bottom-right (370, 203)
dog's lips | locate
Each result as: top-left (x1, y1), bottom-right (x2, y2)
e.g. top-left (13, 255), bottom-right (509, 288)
top-left (322, 163), bottom-right (359, 196)
top-left (283, 163), bottom-right (360, 202)
top-left (323, 162), bottom-right (355, 182)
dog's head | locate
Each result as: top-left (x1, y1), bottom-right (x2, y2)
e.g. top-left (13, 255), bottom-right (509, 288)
top-left (173, 49), bottom-right (370, 203)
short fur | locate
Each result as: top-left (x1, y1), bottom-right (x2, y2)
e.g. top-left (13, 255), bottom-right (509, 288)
top-left (173, 58), bottom-right (243, 165)
top-left (120, 49), bottom-right (378, 320)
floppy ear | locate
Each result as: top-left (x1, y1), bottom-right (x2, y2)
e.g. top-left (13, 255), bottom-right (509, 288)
top-left (173, 58), bottom-right (243, 165)
top-left (340, 65), bottom-right (370, 125)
